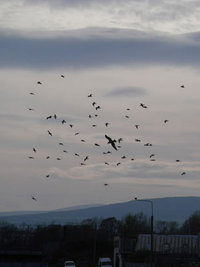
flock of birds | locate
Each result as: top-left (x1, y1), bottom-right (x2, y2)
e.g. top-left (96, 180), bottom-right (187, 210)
top-left (27, 76), bottom-right (187, 201)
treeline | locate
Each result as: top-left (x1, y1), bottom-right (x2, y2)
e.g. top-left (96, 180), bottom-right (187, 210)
top-left (0, 211), bottom-right (199, 266)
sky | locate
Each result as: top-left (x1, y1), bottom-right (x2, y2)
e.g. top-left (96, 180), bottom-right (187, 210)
top-left (1, 0), bottom-right (200, 212)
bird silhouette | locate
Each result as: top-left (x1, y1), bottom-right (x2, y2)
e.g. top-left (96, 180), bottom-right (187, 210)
top-left (135, 139), bottom-right (141, 142)
top-left (33, 148), bottom-right (36, 153)
top-left (150, 154), bottom-right (155, 158)
top-left (94, 143), bottom-right (100, 147)
top-left (135, 125), bottom-right (139, 129)
top-left (92, 102), bottom-right (96, 106)
top-left (37, 81), bottom-right (42, 85)
top-left (88, 94), bottom-right (92, 97)
top-left (164, 120), bottom-right (169, 123)
top-left (28, 156), bottom-right (34, 159)
top-left (61, 120), bottom-right (66, 124)
top-left (118, 138), bottom-right (123, 143)
top-left (105, 135), bottom-right (117, 150)
top-left (140, 103), bottom-right (148, 108)
top-left (46, 116), bottom-right (52, 120)
top-left (116, 162), bottom-right (121, 166)
top-left (61, 75), bottom-right (65, 78)
top-left (104, 183), bottom-right (109, 186)
top-left (48, 130), bottom-right (52, 136)
top-left (84, 156), bottom-right (89, 161)
top-left (31, 196), bottom-right (37, 201)
top-left (46, 174), bottom-right (50, 178)
top-left (181, 172), bottom-right (186, 175)
top-left (63, 150), bottom-right (68, 153)
top-left (29, 92), bottom-right (35, 95)
top-left (105, 122), bottom-right (109, 127)
top-left (54, 114), bottom-right (57, 119)
top-left (69, 124), bottom-right (73, 128)
top-left (59, 142), bottom-right (64, 145)
top-left (180, 85), bottom-right (185, 88)
top-left (96, 106), bottom-right (101, 110)
top-left (46, 156), bottom-right (50, 159)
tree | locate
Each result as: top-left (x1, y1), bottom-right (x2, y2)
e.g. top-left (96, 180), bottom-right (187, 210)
top-left (122, 213), bottom-right (149, 236)
top-left (180, 211), bottom-right (200, 234)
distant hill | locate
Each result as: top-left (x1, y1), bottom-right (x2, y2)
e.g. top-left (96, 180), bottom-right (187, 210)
top-left (0, 196), bottom-right (199, 226)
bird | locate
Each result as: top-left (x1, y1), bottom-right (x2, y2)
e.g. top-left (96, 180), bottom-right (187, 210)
top-left (135, 139), bottom-right (141, 142)
top-left (88, 94), bottom-right (92, 97)
top-left (46, 156), bottom-right (50, 159)
top-left (33, 148), bottom-right (36, 153)
top-left (105, 122), bottom-right (109, 127)
top-left (54, 114), bottom-right (57, 119)
top-left (31, 196), bottom-right (37, 201)
top-left (28, 108), bottom-right (34, 111)
top-left (69, 124), bottom-right (73, 128)
top-left (29, 92), bottom-right (35, 95)
top-left (176, 160), bottom-right (181, 162)
top-left (80, 163), bottom-right (86, 166)
top-left (81, 139), bottom-right (86, 142)
top-left (125, 115), bottom-right (129, 118)
top-left (140, 103), bottom-right (148, 108)
top-left (75, 132), bottom-right (79, 135)
top-left (135, 125), bottom-right (139, 129)
top-left (105, 135), bottom-right (117, 150)
top-left (150, 154), bottom-right (155, 158)
top-left (37, 81), bottom-right (42, 85)
top-left (75, 153), bottom-right (79, 156)
top-left (59, 142), bottom-right (64, 145)
top-left (92, 125), bottom-right (96, 127)
top-left (63, 150), bottom-right (68, 153)
top-left (48, 130), bottom-right (52, 136)
top-left (180, 85), bottom-right (185, 88)
top-left (61, 74), bottom-right (65, 78)
top-left (104, 183), bottom-right (109, 186)
top-left (88, 115), bottom-right (92, 118)
top-left (46, 116), bottom-right (52, 120)
top-left (126, 108), bottom-right (130, 111)
top-left (84, 156), bottom-right (89, 161)
top-left (46, 174), bottom-right (50, 178)
top-left (116, 162), bottom-right (121, 166)
top-left (96, 106), bottom-right (101, 110)
top-left (61, 120), bottom-right (66, 124)
top-left (57, 158), bottom-right (61, 160)
top-left (181, 172), bottom-right (186, 175)
top-left (121, 156), bottom-right (126, 159)
top-left (164, 120), bottom-right (169, 123)
top-left (104, 162), bottom-right (109, 165)
top-left (94, 143), bottom-right (100, 147)
top-left (118, 138), bottom-right (123, 143)
top-left (28, 156), bottom-right (34, 159)
top-left (92, 102), bottom-right (96, 106)
top-left (131, 158), bottom-right (135, 161)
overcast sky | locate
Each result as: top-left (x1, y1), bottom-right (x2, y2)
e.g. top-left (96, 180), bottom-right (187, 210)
top-left (1, 0), bottom-right (200, 212)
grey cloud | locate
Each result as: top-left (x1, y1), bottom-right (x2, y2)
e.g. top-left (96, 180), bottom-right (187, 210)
top-left (104, 86), bottom-right (147, 97)
top-left (1, 29), bottom-right (200, 69)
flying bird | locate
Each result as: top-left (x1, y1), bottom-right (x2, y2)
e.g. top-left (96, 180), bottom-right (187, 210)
top-left (140, 103), bottom-right (148, 108)
top-left (33, 148), bottom-right (36, 153)
top-left (46, 174), bottom-right (50, 178)
top-left (46, 115), bottom-right (52, 120)
top-left (31, 196), bottom-right (37, 201)
top-left (150, 154), bottom-right (155, 158)
top-left (48, 130), bottom-right (52, 136)
top-left (61, 120), bottom-right (66, 124)
top-left (37, 81), bottom-right (42, 85)
top-left (84, 156), bottom-right (89, 161)
top-left (92, 102), bottom-right (96, 106)
top-left (88, 94), bottom-right (92, 97)
top-left (164, 120), bottom-right (169, 123)
top-left (135, 125), bottom-right (139, 129)
top-left (29, 92), bottom-right (35, 95)
top-left (180, 85), bottom-right (185, 88)
top-left (105, 122), bottom-right (109, 127)
top-left (135, 139), bottom-right (141, 142)
top-left (181, 172), bottom-right (186, 175)
top-left (96, 106), bottom-right (101, 110)
top-left (59, 142), bottom-right (64, 145)
top-left (118, 138), bottom-right (123, 143)
top-left (54, 114), bottom-right (57, 119)
top-left (61, 75), bottom-right (65, 78)
top-left (94, 143), bottom-right (100, 147)
top-left (105, 135), bottom-right (117, 150)
top-left (104, 183), bottom-right (109, 186)
top-left (28, 156), bottom-right (34, 159)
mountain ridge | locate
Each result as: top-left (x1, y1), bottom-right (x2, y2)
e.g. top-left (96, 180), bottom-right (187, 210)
top-left (0, 196), bottom-right (199, 226)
